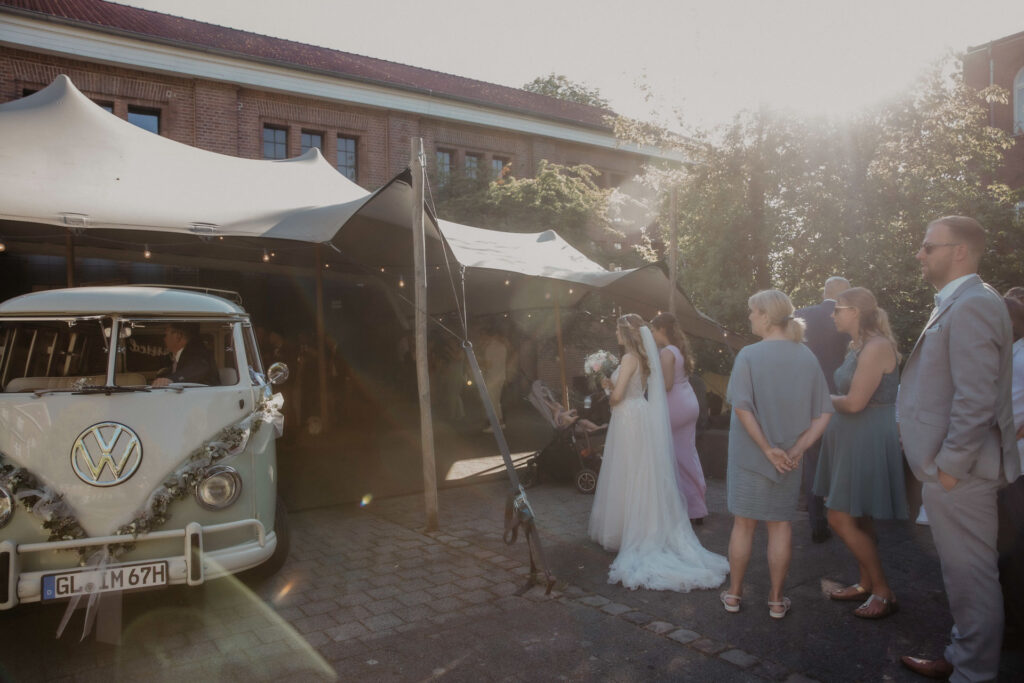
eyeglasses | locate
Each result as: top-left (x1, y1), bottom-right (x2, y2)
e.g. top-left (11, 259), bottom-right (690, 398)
top-left (831, 305), bottom-right (855, 314)
top-left (920, 242), bottom-right (960, 255)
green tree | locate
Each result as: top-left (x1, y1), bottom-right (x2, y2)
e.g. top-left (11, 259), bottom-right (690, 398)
top-left (432, 160), bottom-right (630, 265)
top-left (522, 73), bottom-right (611, 110)
top-left (621, 56), bottom-right (1023, 352)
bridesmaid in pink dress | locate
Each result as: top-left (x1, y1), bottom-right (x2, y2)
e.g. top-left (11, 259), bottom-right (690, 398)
top-left (651, 313), bottom-right (708, 522)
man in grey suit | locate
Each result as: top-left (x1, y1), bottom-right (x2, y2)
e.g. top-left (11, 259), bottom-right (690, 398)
top-left (795, 276), bottom-right (851, 543)
top-left (899, 216), bottom-right (1021, 681)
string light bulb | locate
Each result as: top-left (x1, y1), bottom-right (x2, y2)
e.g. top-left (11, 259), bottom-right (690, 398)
top-left (143, 244), bottom-right (152, 259)
top-left (504, 279), bottom-right (510, 286)
top-left (262, 249), bottom-right (270, 263)
top-left (0, 238), bottom-right (7, 253)
top-left (398, 275), bottom-right (405, 288)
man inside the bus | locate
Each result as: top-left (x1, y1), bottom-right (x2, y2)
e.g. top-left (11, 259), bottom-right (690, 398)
top-left (152, 322), bottom-right (219, 387)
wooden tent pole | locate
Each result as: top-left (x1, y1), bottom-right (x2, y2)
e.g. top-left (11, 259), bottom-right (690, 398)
top-left (65, 230), bottom-right (75, 287)
top-left (314, 244), bottom-right (330, 430)
top-left (412, 138), bottom-right (439, 531)
top-left (554, 298), bottom-right (569, 409)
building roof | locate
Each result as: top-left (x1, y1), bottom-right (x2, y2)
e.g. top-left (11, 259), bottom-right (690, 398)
top-left (0, 0), bottom-right (614, 130)
top-left (967, 28), bottom-right (1024, 54)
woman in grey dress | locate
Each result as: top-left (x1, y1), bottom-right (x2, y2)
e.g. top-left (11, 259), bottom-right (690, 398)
top-left (813, 287), bottom-right (906, 619)
top-left (722, 290), bottom-right (833, 618)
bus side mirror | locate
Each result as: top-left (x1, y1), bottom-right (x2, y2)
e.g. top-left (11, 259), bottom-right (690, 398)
top-left (267, 362), bottom-right (289, 385)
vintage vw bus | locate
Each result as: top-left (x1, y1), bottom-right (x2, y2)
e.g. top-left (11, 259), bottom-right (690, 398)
top-left (0, 286), bottom-right (288, 609)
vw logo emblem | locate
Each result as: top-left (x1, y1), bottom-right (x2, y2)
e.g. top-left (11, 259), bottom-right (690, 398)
top-left (70, 422), bottom-right (143, 487)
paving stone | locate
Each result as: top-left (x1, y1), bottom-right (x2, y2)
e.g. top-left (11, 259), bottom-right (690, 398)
top-left (752, 658), bottom-right (792, 680)
top-left (396, 590), bottom-right (432, 606)
top-left (667, 628), bottom-right (701, 645)
top-left (620, 611), bottom-right (654, 625)
top-left (365, 598), bottom-right (403, 615)
top-left (461, 589), bottom-right (492, 604)
top-left (429, 596), bottom-right (467, 613)
top-left (427, 583), bottom-right (459, 598)
top-left (645, 621), bottom-right (676, 635)
top-left (600, 602), bottom-right (633, 616)
top-left (690, 637), bottom-right (729, 655)
top-left (293, 613), bottom-right (338, 634)
top-left (326, 621), bottom-right (370, 642)
top-left (366, 585), bottom-right (402, 599)
top-left (576, 595), bottom-right (610, 608)
top-left (300, 599), bottom-right (339, 616)
top-left (720, 648), bottom-right (759, 669)
top-left (362, 613), bottom-right (403, 632)
top-left (214, 631), bottom-right (261, 654)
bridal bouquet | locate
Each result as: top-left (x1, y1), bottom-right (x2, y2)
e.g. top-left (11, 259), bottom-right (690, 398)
top-left (584, 350), bottom-right (619, 392)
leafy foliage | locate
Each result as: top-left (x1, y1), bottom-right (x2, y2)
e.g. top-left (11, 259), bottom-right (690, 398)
top-left (522, 73), bottom-right (611, 110)
top-left (622, 57), bottom-right (1023, 354)
top-left (431, 160), bottom-right (630, 265)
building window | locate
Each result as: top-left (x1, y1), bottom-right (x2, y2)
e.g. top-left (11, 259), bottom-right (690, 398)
top-left (336, 136), bottom-right (357, 181)
top-left (491, 157), bottom-right (509, 177)
top-left (436, 149), bottom-right (454, 185)
top-left (301, 130), bottom-right (323, 155)
top-left (96, 102), bottom-right (114, 114)
top-left (465, 153), bottom-right (481, 179)
top-left (127, 106), bottom-right (160, 134)
top-left (263, 125), bottom-right (288, 159)
top-left (1015, 67), bottom-right (1024, 135)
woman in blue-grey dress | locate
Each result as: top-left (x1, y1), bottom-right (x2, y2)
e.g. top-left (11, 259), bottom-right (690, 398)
top-left (814, 287), bottom-right (906, 619)
top-left (721, 290), bottom-right (833, 619)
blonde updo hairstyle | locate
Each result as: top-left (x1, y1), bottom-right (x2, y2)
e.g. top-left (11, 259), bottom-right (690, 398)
top-left (617, 313), bottom-right (651, 386)
top-left (836, 287), bottom-right (901, 361)
top-left (748, 289), bottom-right (805, 343)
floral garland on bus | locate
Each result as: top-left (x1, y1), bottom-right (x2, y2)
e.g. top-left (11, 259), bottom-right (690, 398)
top-left (0, 392), bottom-right (283, 562)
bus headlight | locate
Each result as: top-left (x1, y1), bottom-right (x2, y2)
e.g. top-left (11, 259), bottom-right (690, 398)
top-left (0, 486), bottom-right (12, 528)
top-left (194, 466), bottom-right (242, 510)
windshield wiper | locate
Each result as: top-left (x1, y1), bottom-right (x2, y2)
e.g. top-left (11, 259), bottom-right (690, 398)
top-left (72, 385), bottom-right (152, 395)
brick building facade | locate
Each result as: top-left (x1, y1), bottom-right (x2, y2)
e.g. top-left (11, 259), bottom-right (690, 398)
top-left (0, 0), bottom-right (662, 252)
top-left (964, 30), bottom-right (1024, 189)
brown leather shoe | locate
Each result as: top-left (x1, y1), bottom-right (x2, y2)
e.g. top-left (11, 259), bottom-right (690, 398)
top-left (900, 655), bottom-right (953, 679)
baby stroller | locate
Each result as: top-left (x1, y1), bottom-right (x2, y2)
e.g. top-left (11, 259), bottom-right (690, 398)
top-left (526, 380), bottom-right (608, 494)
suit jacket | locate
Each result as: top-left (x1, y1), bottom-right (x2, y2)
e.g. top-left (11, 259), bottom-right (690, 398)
top-left (157, 340), bottom-right (219, 385)
top-left (898, 274), bottom-right (1020, 484)
top-left (794, 300), bottom-right (850, 394)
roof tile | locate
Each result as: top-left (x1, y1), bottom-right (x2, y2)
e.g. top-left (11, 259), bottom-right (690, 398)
top-left (1, 0), bottom-right (613, 129)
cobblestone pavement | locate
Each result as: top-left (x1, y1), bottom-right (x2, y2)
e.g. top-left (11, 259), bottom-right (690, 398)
top-left (1, 475), bottom-right (1021, 682)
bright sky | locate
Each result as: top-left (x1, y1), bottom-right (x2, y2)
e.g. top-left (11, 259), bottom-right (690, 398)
top-left (119, 0), bottom-right (1024, 128)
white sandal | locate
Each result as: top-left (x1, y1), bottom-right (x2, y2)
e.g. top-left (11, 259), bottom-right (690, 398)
top-left (720, 591), bottom-right (741, 613)
top-left (768, 597), bottom-right (791, 619)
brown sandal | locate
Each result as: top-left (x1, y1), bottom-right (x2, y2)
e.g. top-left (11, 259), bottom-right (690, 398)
top-left (829, 583), bottom-right (869, 602)
top-left (854, 594), bottom-right (899, 619)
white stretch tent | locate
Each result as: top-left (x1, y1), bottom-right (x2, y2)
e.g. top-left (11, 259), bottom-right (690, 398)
top-left (0, 75), bottom-right (449, 267)
top-left (437, 220), bottom-right (735, 346)
top-left (0, 76), bottom-right (733, 346)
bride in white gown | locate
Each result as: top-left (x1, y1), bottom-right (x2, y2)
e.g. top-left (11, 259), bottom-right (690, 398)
top-left (588, 314), bottom-right (729, 591)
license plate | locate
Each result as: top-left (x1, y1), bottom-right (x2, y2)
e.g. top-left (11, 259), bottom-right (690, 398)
top-left (41, 561), bottom-right (168, 601)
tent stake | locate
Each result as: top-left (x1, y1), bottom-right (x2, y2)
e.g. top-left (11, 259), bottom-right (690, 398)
top-left (412, 138), bottom-right (439, 531)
